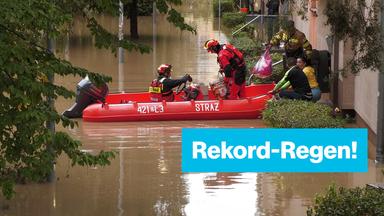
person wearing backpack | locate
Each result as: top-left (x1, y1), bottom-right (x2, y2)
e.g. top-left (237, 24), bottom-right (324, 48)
top-left (149, 64), bottom-right (192, 102)
top-left (204, 39), bottom-right (247, 100)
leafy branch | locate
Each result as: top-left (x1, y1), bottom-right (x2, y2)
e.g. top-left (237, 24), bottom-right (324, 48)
top-left (324, 0), bottom-right (382, 74)
top-left (0, 0), bottom-right (195, 200)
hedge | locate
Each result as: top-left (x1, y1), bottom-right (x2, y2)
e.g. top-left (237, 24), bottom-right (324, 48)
top-left (263, 99), bottom-right (345, 128)
top-left (222, 12), bottom-right (246, 28)
top-left (307, 185), bottom-right (384, 216)
top-left (229, 35), bottom-right (262, 57)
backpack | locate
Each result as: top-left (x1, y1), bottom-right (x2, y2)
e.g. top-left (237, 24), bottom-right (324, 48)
top-left (223, 44), bottom-right (247, 84)
top-left (223, 44), bottom-right (244, 61)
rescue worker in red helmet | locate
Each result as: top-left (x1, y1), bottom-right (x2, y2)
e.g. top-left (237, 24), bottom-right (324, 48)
top-left (204, 39), bottom-right (247, 100)
top-left (149, 64), bottom-right (193, 102)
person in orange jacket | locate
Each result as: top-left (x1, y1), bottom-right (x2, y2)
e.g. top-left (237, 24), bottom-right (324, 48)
top-left (204, 39), bottom-right (247, 100)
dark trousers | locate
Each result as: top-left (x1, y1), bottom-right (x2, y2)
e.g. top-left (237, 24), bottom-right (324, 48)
top-left (279, 90), bottom-right (312, 101)
top-left (267, 16), bottom-right (278, 41)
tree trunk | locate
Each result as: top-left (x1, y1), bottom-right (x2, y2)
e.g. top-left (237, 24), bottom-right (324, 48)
top-left (130, 0), bottom-right (139, 39)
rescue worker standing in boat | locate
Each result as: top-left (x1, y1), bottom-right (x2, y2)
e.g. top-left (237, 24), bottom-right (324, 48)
top-left (204, 39), bottom-right (247, 100)
top-left (149, 64), bottom-right (192, 102)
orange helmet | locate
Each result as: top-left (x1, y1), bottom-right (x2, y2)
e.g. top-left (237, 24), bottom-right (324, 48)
top-left (157, 64), bottom-right (172, 75)
top-left (204, 39), bottom-right (219, 52)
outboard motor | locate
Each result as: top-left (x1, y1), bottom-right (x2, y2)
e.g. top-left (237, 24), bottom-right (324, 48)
top-left (63, 77), bottom-right (108, 118)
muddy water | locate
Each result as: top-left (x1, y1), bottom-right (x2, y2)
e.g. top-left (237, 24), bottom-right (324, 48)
top-left (1, 120), bottom-right (383, 216)
top-left (1, 1), bottom-right (383, 216)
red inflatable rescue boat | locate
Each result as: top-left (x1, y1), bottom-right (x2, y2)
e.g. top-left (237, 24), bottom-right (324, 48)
top-left (82, 84), bottom-right (274, 122)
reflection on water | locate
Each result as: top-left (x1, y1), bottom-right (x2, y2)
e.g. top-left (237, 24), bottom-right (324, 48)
top-left (55, 6), bottom-right (229, 94)
top-left (1, 0), bottom-right (383, 215)
top-left (184, 173), bottom-right (258, 216)
top-left (1, 120), bottom-right (383, 216)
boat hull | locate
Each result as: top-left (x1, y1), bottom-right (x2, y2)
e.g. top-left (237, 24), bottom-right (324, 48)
top-left (82, 84), bottom-right (274, 122)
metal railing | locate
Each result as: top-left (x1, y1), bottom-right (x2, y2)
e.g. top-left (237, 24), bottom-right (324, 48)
top-left (232, 14), bottom-right (287, 36)
top-left (232, 15), bottom-right (260, 36)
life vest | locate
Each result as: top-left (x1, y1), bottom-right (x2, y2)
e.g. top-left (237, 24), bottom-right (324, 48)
top-left (149, 77), bottom-right (173, 102)
top-left (221, 44), bottom-right (247, 85)
top-left (222, 44), bottom-right (245, 69)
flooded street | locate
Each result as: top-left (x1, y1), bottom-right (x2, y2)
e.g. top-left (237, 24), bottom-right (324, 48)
top-left (1, 120), bottom-right (383, 216)
top-left (1, 0), bottom-right (383, 216)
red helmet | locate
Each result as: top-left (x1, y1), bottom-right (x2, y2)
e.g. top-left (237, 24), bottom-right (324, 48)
top-left (204, 39), bottom-right (219, 52)
top-left (157, 64), bottom-right (172, 75)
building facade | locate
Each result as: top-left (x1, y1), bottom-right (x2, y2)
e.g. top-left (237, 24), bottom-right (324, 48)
top-left (290, 0), bottom-right (380, 147)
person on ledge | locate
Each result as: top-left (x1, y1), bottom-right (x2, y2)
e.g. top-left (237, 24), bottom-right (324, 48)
top-left (296, 57), bottom-right (321, 102)
top-left (269, 57), bottom-right (313, 101)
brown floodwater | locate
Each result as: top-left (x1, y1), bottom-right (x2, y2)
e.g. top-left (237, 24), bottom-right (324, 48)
top-left (1, 1), bottom-right (383, 216)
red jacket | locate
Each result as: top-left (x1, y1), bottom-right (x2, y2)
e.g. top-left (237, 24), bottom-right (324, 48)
top-left (217, 44), bottom-right (246, 85)
top-left (218, 45), bottom-right (245, 74)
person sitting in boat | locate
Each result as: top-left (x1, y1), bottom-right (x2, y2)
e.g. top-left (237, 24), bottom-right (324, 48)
top-left (204, 39), bottom-right (246, 100)
top-left (269, 57), bottom-right (313, 101)
top-left (149, 64), bottom-right (193, 102)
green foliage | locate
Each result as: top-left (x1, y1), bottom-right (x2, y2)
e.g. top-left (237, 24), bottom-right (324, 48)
top-left (291, 0), bottom-right (308, 20)
top-left (324, 0), bottom-right (383, 74)
top-left (213, 0), bottom-right (235, 17)
top-left (222, 12), bottom-right (246, 28)
top-left (87, 17), bottom-right (150, 53)
top-left (283, 0), bottom-right (383, 74)
top-left (166, 8), bottom-right (196, 33)
top-left (228, 33), bottom-right (284, 84)
top-left (0, 0), bottom-right (194, 200)
top-left (138, 0), bottom-right (154, 16)
top-left (229, 35), bottom-right (262, 57)
top-left (232, 23), bottom-right (255, 39)
top-left (269, 53), bottom-right (284, 81)
top-left (307, 185), bottom-right (384, 216)
top-left (156, 0), bottom-right (196, 33)
top-left (263, 99), bottom-right (345, 128)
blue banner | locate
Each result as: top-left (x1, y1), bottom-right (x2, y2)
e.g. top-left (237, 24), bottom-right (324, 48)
top-left (182, 128), bottom-right (368, 172)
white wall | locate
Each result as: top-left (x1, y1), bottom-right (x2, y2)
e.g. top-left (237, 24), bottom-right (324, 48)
top-left (292, 16), bottom-right (309, 37)
top-left (316, 3), bottom-right (331, 51)
top-left (291, 0), bottom-right (331, 50)
top-left (354, 70), bottom-right (379, 133)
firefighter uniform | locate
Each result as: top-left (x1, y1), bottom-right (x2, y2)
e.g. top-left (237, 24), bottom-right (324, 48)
top-left (217, 44), bottom-right (247, 100)
top-left (270, 29), bottom-right (312, 60)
